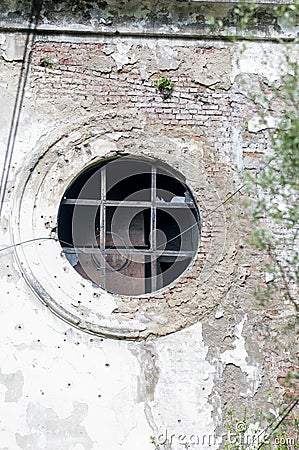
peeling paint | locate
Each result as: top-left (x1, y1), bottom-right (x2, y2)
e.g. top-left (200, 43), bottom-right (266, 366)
top-left (220, 316), bottom-right (262, 396)
top-left (1, 34), bottom-right (26, 62)
top-left (248, 115), bottom-right (277, 133)
top-left (147, 324), bottom-right (218, 448)
top-left (0, 369), bottom-right (24, 402)
top-left (0, 2), bottom-right (297, 449)
top-left (16, 402), bottom-right (93, 450)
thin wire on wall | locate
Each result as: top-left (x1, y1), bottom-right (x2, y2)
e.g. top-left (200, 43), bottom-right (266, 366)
top-left (0, 179), bottom-right (245, 255)
top-left (0, 0), bottom-right (43, 218)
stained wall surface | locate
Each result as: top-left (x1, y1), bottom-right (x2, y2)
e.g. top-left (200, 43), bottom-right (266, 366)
top-left (0, 1), bottom-right (298, 449)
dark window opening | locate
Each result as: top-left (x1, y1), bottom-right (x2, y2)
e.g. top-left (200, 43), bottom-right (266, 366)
top-left (57, 157), bottom-right (200, 296)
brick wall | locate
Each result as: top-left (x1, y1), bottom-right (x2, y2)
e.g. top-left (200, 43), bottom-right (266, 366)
top-left (31, 41), bottom-right (268, 170)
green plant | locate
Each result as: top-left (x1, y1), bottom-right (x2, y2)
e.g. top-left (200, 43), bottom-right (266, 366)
top-left (150, 435), bottom-right (161, 449)
top-left (154, 77), bottom-right (175, 100)
top-left (247, 59), bottom-right (299, 313)
top-left (40, 57), bottom-right (53, 69)
top-left (235, 5), bottom-right (299, 433)
top-left (224, 404), bottom-right (299, 450)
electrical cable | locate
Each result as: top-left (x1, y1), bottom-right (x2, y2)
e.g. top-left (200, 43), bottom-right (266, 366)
top-left (0, 155), bottom-right (278, 258)
top-left (0, 0), bottom-right (43, 218)
top-left (0, 234), bottom-right (130, 274)
top-left (156, 155), bottom-right (277, 251)
top-left (0, 107), bottom-right (282, 259)
top-left (0, 236), bottom-right (53, 253)
top-left (91, 231), bottom-right (130, 273)
top-left (0, 8), bottom-right (296, 438)
top-left (0, 179), bottom-right (260, 256)
top-left (255, 395), bottom-right (299, 450)
top-left (155, 183), bottom-right (244, 251)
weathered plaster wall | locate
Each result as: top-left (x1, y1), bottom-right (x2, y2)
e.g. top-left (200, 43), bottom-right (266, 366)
top-left (0, 0), bottom-right (297, 39)
top-left (0, 1), bottom-right (298, 449)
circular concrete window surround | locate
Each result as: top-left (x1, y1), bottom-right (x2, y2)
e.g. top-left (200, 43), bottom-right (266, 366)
top-left (11, 122), bottom-right (230, 339)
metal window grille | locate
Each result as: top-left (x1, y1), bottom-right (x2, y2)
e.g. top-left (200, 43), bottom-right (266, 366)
top-left (58, 157), bottom-right (200, 296)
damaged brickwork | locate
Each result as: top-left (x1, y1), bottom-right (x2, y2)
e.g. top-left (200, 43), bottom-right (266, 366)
top-left (0, 1), bottom-right (298, 449)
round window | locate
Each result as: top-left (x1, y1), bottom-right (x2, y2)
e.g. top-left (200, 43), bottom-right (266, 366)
top-left (58, 156), bottom-right (200, 296)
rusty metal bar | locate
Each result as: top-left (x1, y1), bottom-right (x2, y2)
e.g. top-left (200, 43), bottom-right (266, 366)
top-left (62, 198), bottom-right (103, 206)
top-left (98, 166), bottom-right (106, 288)
top-left (150, 165), bottom-right (157, 292)
top-left (62, 199), bottom-right (195, 208)
top-left (63, 247), bottom-right (194, 257)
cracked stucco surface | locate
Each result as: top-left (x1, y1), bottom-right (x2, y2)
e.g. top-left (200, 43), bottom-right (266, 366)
top-left (0, 0), bottom-right (296, 39)
top-left (0, 2), bottom-right (298, 449)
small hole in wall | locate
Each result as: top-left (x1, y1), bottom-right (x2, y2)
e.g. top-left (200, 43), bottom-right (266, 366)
top-left (105, 363), bottom-right (110, 367)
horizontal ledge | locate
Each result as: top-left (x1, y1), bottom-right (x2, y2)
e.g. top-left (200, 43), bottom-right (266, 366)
top-left (176, 0), bottom-right (293, 3)
top-left (0, 25), bottom-right (296, 43)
